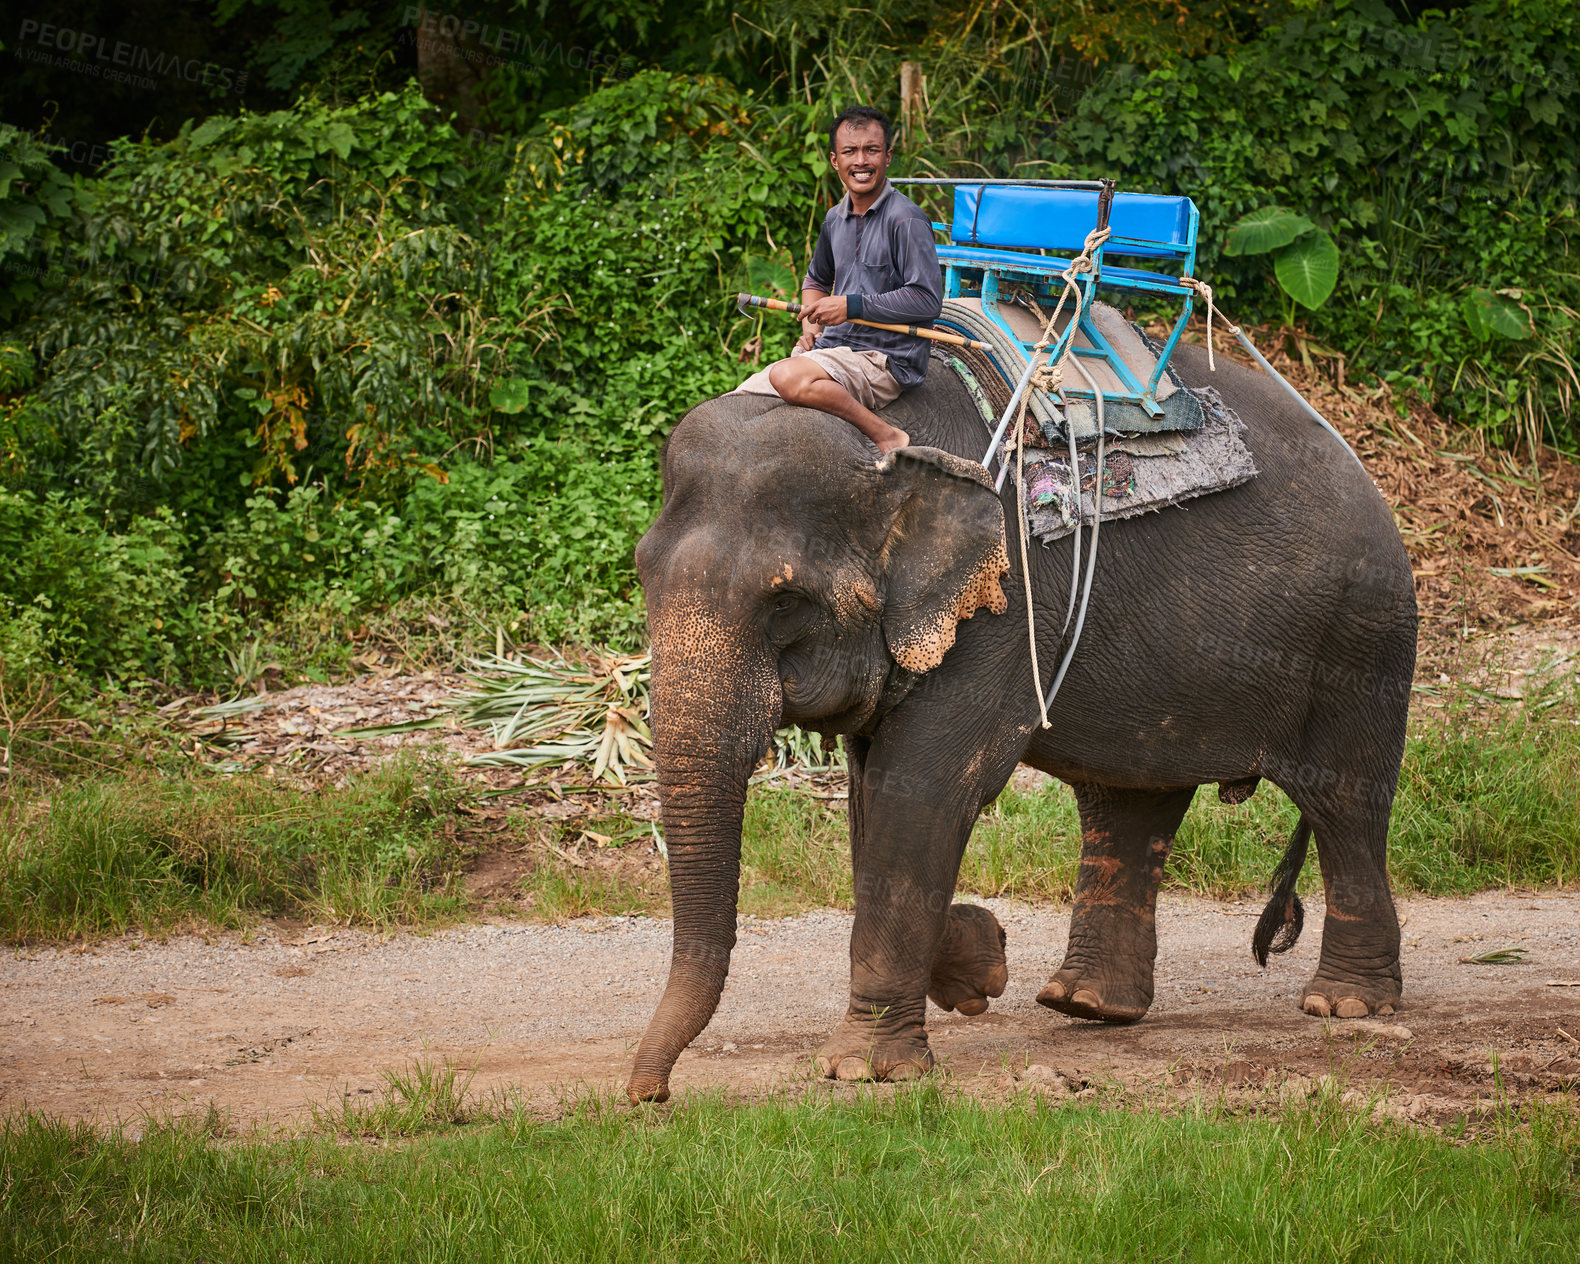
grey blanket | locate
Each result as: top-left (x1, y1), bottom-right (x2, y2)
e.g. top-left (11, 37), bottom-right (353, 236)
top-left (932, 299), bottom-right (1258, 544)
top-left (1015, 385), bottom-right (1256, 543)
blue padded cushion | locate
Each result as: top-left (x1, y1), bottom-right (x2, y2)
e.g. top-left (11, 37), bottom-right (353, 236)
top-left (951, 186), bottom-right (1192, 258)
top-left (936, 244), bottom-right (1189, 293)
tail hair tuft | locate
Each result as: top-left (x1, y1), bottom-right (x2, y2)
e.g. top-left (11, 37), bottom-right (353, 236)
top-left (1252, 816), bottom-right (1312, 967)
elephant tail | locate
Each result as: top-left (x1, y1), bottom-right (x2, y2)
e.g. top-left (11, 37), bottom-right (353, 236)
top-left (1251, 815), bottom-right (1312, 967)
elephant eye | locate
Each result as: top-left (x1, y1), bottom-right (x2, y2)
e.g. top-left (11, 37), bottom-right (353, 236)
top-left (766, 591), bottom-right (814, 639)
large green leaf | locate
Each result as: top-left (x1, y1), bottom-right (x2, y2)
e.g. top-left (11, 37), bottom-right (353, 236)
top-left (746, 255), bottom-right (799, 298)
top-left (489, 378), bottom-right (532, 414)
top-left (1224, 206), bottom-right (1315, 257)
top-left (1461, 289), bottom-right (1533, 341)
top-left (1274, 229), bottom-right (1339, 309)
top-left (323, 122), bottom-right (356, 161)
top-left (188, 117), bottom-right (231, 149)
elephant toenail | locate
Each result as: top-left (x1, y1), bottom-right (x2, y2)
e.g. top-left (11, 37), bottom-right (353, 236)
top-left (1335, 997), bottom-right (1368, 1018)
top-left (1071, 988), bottom-right (1102, 1009)
top-left (1036, 980), bottom-right (1068, 1007)
top-left (835, 1056), bottom-right (873, 1082)
top-left (955, 997), bottom-right (988, 1016)
top-left (1378, 1004), bottom-right (1395, 1016)
top-left (1303, 995), bottom-right (1332, 1017)
top-left (886, 1061), bottom-right (926, 1082)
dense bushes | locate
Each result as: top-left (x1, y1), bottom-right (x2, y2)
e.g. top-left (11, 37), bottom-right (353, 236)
top-left (1047, 0), bottom-right (1579, 451)
top-left (0, 2), bottom-right (1574, 688)
top-left (1, 77), bottom-right (811, 682)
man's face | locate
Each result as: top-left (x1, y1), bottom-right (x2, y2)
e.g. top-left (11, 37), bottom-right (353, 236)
top-left (830, 120), bottom-right (891, 199)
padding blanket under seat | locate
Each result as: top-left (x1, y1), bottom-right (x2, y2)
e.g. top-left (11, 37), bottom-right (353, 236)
top-left (930, 315), bottom-right (1258, 544)
top-left (1014, 385), bottom-right (1257, 543)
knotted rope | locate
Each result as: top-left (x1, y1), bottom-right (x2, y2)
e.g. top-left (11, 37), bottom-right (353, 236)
top-left (1179, 276), bottom-right (1222, 371)
top-left (1178, 275), bottom-right (1366, 471)
top-left (1011, 225), bottom-right (1110, 729)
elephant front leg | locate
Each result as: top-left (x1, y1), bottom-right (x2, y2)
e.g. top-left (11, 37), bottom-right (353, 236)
top-left (817, 859), bottom-right (948, 1082)
top-left (928, 902), bottom-right (1009, 1016)
top-left (818, 741), bottom-right (1005, 1082)
top-left (1038, 784), bottom-right (1195, 1023)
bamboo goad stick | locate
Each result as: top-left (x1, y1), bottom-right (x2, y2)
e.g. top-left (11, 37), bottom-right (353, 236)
top-left (736, 293), bottom-right (992, 351)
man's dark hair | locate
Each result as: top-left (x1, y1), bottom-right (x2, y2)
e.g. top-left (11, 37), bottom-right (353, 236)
top-left (829, 105), bottom-right (893, 154)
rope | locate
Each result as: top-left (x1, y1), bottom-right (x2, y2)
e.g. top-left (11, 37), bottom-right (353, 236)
top-left (1179, 276), bottom-right (1218, 371)
top-left (1006, 224), bottom-right (1110, 730)
top-left (1013, 394), bottom-right (1047, 728)
top-left (1177, 277), bottom-right (1367, 472)
top-left (1041, 354), bottom-right (1106, 713)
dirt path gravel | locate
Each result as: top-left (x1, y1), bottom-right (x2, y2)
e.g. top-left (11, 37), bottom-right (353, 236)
top-left (4, 892), bottom-right (1577, 1128)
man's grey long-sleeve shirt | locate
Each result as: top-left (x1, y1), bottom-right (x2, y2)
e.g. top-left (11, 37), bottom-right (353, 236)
top-left (802, 181), bottom-right (943, 391)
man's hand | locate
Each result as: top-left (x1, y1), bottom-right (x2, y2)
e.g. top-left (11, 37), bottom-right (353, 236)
top-left (795, 318), bottom-right (821, 352)
top-left (801, 294), bottom-right (849, 327)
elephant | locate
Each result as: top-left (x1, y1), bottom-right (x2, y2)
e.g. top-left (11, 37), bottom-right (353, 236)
top-left (626, 341), bottom-right (1417, 1104)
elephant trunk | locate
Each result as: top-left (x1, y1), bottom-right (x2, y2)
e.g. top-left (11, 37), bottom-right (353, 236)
top-left (627, 610), bottom-right (778, 1103)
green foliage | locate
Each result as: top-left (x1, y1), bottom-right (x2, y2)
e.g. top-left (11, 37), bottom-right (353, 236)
top-left (0, 491), bottom-right (225, 682)
top-left (0, 755), bottom-right (466, 942)
top-left (1223, 206), bottom-right (1316, 256)
top-left (1463, 288), bottom-right (1536, 342)
top-left (1227, 206), bottom-right (1340, 310)
top-left (13, 84), bottom-right (543, 497)
top-left (213, 0), bottom-right (379, 95)
top-left (0, 126), bottom-right (76, 322)
top-left (1273, 228), bottom-right (1341, 311)
top-left (4, 5), bottom-right (1578, 688)
top-left (1043, 0), bottom-right (1579, 447)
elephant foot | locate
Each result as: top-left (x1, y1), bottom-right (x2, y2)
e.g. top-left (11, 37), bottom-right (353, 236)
top-left (1036, 971), bottom-right (1151, 1024)
top-left (816, 1016), bottom-right (934, 1083)
top-left (1301, 974), bottom-right (1400, 1019)
top-left (928, 903), bottom-right (1009, 1016)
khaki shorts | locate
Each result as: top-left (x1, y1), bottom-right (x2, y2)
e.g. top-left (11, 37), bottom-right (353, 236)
top-left (732, 345), bottom-right (902, 411)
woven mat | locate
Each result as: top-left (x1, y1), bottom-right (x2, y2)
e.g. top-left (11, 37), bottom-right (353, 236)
top-left (1013, 386), bottom-right (1256, 543)
top-left (932, 318), bottom-right (1258, 543)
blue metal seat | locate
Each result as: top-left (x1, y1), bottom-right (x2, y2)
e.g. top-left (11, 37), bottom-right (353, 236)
top-left (935, 244), bottom-right (1193, 298)
top-left (900, 179), bottom-right (1201, 419)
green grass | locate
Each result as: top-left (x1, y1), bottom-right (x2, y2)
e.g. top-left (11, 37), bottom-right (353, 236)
top-left (4, 698), bottom-right (1576, 942)
top-left (736, 698), bottom-right (1580, 914)
top-left (0, 754), bottom-right (467, 942)
top-left (2, 1084), bottom-right (1576, 1262)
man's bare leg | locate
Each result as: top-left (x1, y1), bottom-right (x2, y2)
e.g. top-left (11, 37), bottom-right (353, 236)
top-left (767, 358), bottom-right (909, 455)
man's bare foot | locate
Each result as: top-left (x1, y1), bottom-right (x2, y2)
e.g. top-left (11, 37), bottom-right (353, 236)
top-left (876, 427), bottom-right (909, 456)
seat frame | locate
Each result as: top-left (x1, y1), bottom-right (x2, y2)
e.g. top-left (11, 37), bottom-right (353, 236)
top-left (895, 178), bottom-right (1200, 419)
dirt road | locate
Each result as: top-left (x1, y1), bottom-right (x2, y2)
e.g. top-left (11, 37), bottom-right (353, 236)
top-left (4, 892), bottom-right (1577, 1128)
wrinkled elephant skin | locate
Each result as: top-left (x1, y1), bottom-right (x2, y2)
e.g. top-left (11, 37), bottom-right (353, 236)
top-left (627, 344), bottom-right (1415, 1102)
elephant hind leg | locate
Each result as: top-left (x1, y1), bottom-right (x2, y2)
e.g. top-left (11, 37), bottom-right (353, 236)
top-left (928, 903), bottom-right (1009, 1016)
top-left (1039, 784), bottom-right (1195, 1024)
top-left (1279, 791), bottom-right (1401, 1019)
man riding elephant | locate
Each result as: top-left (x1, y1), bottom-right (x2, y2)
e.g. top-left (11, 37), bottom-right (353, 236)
top-left (622, 122), bottom-right (1417, 1105)
top-left (733, 105), bottom-right (941, 456)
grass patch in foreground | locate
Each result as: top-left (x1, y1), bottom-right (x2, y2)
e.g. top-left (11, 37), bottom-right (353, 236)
top-left (0, 754), bottom-right (466, 942)
top-left (3, 1086), bottom-right (1577, 1262)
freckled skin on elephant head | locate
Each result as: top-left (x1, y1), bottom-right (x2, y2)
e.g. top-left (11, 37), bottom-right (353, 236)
top-left (627, 343), bottom-right (1416, 1104)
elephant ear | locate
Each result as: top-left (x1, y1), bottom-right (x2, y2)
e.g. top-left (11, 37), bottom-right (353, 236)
top-left (877, 446), bottom-right (1010, 674)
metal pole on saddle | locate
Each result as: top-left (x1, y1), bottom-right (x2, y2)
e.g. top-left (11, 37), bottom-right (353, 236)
top-left (736, 293), bottom-right (994, 352)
